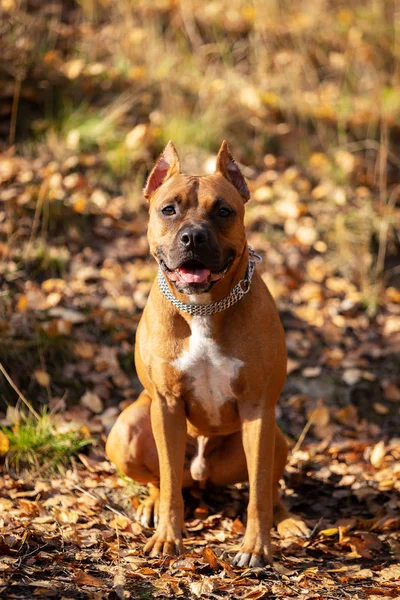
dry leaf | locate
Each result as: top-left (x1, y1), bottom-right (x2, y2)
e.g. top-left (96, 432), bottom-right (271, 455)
top-left (16, 295), bottom-right (28, 312)
top-left (370, 441), bottom-right (386, 468)
top-left (202, 547), bottom-right (219, 571)
top-left (189, 578), bottom-right (216, 597)
top-left (34, 369), bottom-right (50, 387)
top-left (0, 431), bottom-right (10, 456)
top-left (81, 391), bottom-right (103, 414)
top-left (48, 307), bottom-right (86, 323)
top-left (75, 342), bottom-right (95, 359)
top-left (73, 569), bottom-right (105, 586)
top-left (232, 517), bottom-right (246, 534)
top-left (194, 506), bottom-right (209, 520)
top-left (335, 405), bottom-right (358, 426)
top-left (382, 381), bottom-right (400, 403)
top-left (302, 366), bottom-right (321, 378)
top-left (342, 368), bottom-right (362, 385)
top-left (373, 402), bottom-right (389, 415)
top-left (243, 588), bottom-right (269, 599)
top-left (320, 528), bottom-right (339, 537)
top-left (309, 402), bottom-right (330, 427)
top-left (6, 405), bottom-right (20, 426)
top-left (287, 358), bottom-right (301, 374)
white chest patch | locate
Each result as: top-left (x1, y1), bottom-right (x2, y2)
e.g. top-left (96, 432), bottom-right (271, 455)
top-left (173, 317), bottom-right (243, 425)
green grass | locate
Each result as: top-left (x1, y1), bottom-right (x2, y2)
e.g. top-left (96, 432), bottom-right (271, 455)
top-left (2, 411), bottom-right (93, 475)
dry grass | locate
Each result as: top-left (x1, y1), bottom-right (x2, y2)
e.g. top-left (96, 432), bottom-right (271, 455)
top-left (1, 0), bottom-right (399, 301)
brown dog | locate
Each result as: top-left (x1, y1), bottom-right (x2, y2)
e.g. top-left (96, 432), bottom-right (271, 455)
top-left (106, 141), bottom-right (309, 566)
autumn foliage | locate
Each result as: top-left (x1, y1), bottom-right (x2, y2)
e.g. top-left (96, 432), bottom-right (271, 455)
top-left (0, 0), bottom-right (399, 598)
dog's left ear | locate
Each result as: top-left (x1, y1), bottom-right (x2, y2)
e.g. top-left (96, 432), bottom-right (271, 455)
top-left (144, 141), bottom-right (181, 200)
top-left (215, 140), bottom-right (250, 202)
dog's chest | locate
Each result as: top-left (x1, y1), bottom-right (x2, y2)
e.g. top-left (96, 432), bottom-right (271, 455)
top-left (173, 317), bottom-right (243, 426)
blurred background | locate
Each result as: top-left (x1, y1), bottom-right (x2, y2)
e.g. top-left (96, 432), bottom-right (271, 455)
top-left (0, 0), bottom-right (399, 450)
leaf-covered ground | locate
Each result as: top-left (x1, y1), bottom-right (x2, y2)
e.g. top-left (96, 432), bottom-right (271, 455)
top-left (1, 1), bottom-right (400, 597)
top-left (0, 438), bottom-right (399, 599)
top-left (0, 145), bottom-right (399, 599)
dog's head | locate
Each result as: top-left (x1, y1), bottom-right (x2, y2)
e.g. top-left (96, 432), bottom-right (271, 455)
top-left (144, 140), bottom-right (249, 295)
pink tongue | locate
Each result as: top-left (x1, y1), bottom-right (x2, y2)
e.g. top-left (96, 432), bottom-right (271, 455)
top-left (178, 266), bottom-right (210, 284)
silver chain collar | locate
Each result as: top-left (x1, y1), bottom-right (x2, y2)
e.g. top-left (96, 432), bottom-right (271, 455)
top-left (157, 247), bottom-right (262, 316)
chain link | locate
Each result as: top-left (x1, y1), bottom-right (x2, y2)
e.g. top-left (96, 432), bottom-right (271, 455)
top-left (158, 247), bottom-right (262, 316)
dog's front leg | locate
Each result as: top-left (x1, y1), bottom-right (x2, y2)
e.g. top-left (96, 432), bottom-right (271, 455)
top-left (233, 401), bottom-right (276, 568)
top-left (143, 393), bottom-right (186, 557)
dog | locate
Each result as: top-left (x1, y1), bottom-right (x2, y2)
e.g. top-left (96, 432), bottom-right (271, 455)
top-left (106, 141), bottom-right (309, 566)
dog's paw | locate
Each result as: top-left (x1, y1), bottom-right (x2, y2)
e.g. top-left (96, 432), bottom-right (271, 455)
top-left (233, 550), bottom-right (269, 568)
top-left (143, 523), bottom-right (184, 557)
top-left (277, 516), bottom-right (310, 539)
top-left (232, 532), bottom-right (272, 568)
top-left (135, 486), bottom-right (160, 528)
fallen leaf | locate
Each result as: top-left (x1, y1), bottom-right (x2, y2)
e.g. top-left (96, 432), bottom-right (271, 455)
top-left (373, 402), bottom-right (389, 415)
top-left (302, 366), bottom-right (321, 378)
top-left (73, 569), bottom-right (105, 586)
top-left (243, 588), bottom-right (269, 599)
top-left (342, 368), bottom-right (363, 385)
top-left (6, 405), bottom-right (20, 426)
top-left (0, 431), bottom-right (10, 456)
top-left (370, 441), bottom-right (386, 468)
top-left (320, 528), bottom-right (339, 537)
top-left (335, 405), bottom-right (358, 426)
top-left (382, 381), bottom-right (400, 402)
top-left (75, 342), bottom-right (96, 359)
top-left (287, 358), bottom-right (301, 374)
top-left (48, 307), bottom-right (86, 323)
top-left (137, 567), bottom-right (157, 576)
top-left (81, 391), bottom-right (103, 414)
top-left (232, 517), bottom-right (246, 534)
top-left (309, 402), bottom-right (330, 427)
top-left (376, 564), bottom-right (400, 582)
top-left (194, 506), bottom-right (209, 520)
top-left (16, 295), bottom-right (27, 312)
top-left (202, 547), bottom-right (219, 571)
top-left (189, 577), bottom-right (216, 597)
top-left (34, 369), bottom-right (50, 387)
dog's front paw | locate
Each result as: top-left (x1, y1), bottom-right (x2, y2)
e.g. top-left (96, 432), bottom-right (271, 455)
top-left (232, 532), bottom-right (272, 568)
top-left (143, 523), bottom-right (184, 557)
top-left (233, 550), bottom-right (268, 568)
top-left (277, 516), bottom-right (310, 539)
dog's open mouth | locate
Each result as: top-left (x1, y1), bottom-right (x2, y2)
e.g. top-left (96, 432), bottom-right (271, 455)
top-left (161, 258), bottom-right (231, 286)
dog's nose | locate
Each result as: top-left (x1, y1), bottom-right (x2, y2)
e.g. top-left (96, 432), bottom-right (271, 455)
top-left (179, 226), bottom-right (208, 249)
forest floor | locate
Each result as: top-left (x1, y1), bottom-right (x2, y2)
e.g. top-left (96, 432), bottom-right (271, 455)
top-left (0, 145), bottom-right (399, 599)
top-left (1, 1), bottom-right (400, 598)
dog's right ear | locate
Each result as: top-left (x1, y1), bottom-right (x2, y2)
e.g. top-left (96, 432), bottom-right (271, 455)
top-left (143, 141), bottom-right (181, 201)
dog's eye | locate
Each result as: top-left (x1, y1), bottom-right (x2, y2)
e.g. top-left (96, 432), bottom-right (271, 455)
top-left (162, 206), bottom-right (176, 216)
top-left (218, 207), bottom-right (233, 218)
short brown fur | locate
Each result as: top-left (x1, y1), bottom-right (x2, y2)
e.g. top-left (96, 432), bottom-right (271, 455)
top-left (106, 141), bottom-right (309, 566)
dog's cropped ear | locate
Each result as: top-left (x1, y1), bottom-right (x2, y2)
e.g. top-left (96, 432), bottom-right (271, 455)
top-left (215, 140), bottom-right (250, 202)
top-left (144, 141), bottom-right (181, 200)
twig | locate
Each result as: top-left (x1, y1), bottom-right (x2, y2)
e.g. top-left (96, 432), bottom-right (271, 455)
top-left (375, 120), bottom-right (389, 280)
top-left (9, 76), bottom-right (22, 147)
top-left (112, 519), bottom-right (125, 600)
top-left (309, 516), bottom-right (323, 538)
top-left (24, 178), bottom-right (49, 257)
top-left (0, 362), bottom-right (40, 419)
top-left (73, 485), bottom-right (128, 519)
top-left (291, 418), bottom-right (312, 456)
top-left (342, 138), bottom-right (400, 170)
